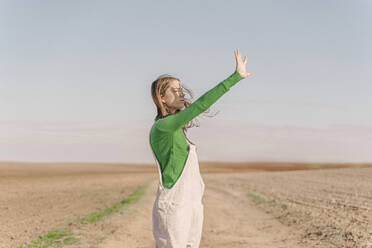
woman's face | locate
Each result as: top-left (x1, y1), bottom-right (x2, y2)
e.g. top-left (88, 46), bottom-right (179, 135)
top-left (161, 79), bottom-right (185, 113)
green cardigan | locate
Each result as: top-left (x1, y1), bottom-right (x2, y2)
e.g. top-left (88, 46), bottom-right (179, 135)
top-left (150, 70), bottom-right (244, 189)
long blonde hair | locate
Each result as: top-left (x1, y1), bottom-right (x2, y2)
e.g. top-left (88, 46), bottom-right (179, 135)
top-left (151, 74), bottom-right (218, 133)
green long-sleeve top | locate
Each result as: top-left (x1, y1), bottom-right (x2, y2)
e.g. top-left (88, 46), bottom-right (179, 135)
top-left (149, 70), bottom-right (244, 189)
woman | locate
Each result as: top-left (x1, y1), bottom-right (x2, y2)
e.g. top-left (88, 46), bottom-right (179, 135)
top-left (149, 49), bottom-right (252, 247)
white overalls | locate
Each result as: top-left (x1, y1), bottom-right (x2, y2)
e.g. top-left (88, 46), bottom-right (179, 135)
top-left (150, 138), bottom-right (205, 248)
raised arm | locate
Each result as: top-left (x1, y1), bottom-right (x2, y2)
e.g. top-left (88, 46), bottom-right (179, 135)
top-left (155, 49), bottom-right (252, 133)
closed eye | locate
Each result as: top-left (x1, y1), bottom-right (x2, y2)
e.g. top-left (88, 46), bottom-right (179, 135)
top-left (172, 88), bottom-right (183, 93)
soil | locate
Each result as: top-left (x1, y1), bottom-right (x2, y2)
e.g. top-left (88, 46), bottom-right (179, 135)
top-left (1, 161), bottom-right (371, 248)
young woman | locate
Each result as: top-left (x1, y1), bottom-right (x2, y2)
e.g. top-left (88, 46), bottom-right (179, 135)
top-left (149, 49), bottom-right (252, 247)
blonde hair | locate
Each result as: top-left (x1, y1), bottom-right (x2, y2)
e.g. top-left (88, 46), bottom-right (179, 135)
top-left (151, 74), bottom-right (218, 133)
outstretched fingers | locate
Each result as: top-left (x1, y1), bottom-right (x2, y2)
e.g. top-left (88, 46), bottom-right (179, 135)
top-left (234, 48), bottom-right (253, 78)
top-left (234, 49), bottom-right (239, 64)
top-left (235, 49), bottom-right (243, 63)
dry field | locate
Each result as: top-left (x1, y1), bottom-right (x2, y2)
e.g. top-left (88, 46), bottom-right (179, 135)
top-left (1, 161), bottom-right (371, 248)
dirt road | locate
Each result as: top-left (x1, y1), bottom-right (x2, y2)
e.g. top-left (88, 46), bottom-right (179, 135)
top-left (98, 177), bottom-right (305, 248)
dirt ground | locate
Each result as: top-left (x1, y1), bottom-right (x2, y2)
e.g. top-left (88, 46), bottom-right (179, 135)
top-left (1, 161), bottom-right (371, 248)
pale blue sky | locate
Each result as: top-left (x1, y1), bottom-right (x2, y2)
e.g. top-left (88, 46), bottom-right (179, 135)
top-left (1, 0), bottom-right (371, 163)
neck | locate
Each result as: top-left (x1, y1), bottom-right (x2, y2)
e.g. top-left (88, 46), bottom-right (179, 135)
top-left (168, 108), bottom-right (177, 114)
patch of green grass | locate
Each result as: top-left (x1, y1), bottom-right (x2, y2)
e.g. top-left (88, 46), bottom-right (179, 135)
top-left (18, 182), bottom-right (149, 248)
top-left (76, 182), bottom-right (148, 224)
top-left (247, 192), bottom-right (291, 212)
top-left (247, 192), bottom-right (266, 204)
top-left (17, 229), bottom-right (78, 248)
top-left (247, 192), bottom-right (277, 207)
top-left (63, 237), bottom-right (78, 245)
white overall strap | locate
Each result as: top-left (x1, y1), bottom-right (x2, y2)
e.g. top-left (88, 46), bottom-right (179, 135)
top-left (149, 127), bottom-right (164, 185)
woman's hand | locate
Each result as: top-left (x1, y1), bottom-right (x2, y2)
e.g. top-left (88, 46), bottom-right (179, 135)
top-left (234, 49), bottom-right (252, 78)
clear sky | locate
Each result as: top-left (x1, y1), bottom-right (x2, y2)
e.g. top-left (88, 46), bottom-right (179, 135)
top-left (1, 0), bottom-right (372, 163)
